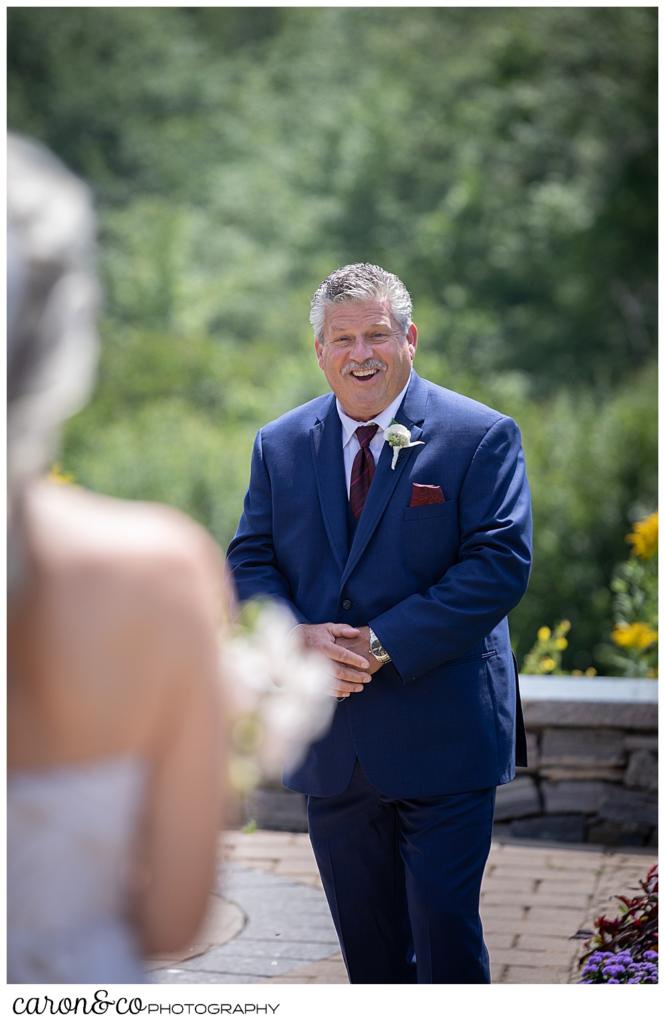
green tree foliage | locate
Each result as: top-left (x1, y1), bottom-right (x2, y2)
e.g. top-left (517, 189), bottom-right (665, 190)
top-left (8, 8), bottom-right (657, 670)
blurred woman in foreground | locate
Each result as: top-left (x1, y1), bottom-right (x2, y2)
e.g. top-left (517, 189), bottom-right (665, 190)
top-left (7, 135), bottom-right (228, 983)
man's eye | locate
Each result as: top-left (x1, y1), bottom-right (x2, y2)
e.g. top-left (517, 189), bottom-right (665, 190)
top-left (371, 333), bottom-right (388, 340)
top-left (335, 336), bottom-right (352, 344)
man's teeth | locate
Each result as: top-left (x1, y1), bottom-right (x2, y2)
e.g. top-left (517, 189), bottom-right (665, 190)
top-left (351, 369), bottom-right (378, 377)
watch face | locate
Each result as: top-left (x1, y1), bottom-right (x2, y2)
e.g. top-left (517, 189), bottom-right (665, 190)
top-left (371, 640), bottom-right (387, 661)
top-left (370, 630), bottom-right (389, 662)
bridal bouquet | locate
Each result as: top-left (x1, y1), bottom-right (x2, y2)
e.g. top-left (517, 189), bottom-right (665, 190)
top-left (224, 600), bottom-right (335, 793)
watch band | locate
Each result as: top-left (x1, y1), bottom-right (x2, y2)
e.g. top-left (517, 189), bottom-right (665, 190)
top-left (369, 626), bottom-right (391, 665)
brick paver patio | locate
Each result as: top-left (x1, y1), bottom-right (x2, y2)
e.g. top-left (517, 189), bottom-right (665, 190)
top-left (150, 829), bottom-right (655, 985)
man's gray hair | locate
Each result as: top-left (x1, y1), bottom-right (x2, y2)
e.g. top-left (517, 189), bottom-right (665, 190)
top-left (309, 263), bottom-right (413, 340)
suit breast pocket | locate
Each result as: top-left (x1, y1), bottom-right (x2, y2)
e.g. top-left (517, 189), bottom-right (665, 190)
top-left (402, 502), bottom-right (458, 579)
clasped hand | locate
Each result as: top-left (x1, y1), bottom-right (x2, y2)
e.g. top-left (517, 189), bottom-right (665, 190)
top-left (293, 623), bottom-right (382, 698)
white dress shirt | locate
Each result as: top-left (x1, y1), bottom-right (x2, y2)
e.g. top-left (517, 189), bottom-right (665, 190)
top-left (336, 374), bottom-right (412, 498)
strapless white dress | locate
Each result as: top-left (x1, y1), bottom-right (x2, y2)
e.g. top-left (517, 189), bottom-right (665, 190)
top-left (7, 756), bottom-right (148, 984)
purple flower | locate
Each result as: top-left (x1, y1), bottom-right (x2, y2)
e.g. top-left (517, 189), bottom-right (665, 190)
top-left (602, 965), bottom-right (624, 978)
top-left (579, 941), bottom-right (658, 984)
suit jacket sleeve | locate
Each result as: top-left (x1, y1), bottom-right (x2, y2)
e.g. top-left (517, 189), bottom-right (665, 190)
top-left (227, 430), bottom-right (307, 623)
top-left (370, 415), bottom-right (532, 682)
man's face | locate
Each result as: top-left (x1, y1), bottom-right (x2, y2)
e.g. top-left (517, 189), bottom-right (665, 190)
top-left (315, 298), bottom-right (418, 421)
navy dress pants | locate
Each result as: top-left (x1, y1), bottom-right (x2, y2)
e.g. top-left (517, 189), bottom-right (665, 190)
top-left (307, 760), bottom-right (496, 984)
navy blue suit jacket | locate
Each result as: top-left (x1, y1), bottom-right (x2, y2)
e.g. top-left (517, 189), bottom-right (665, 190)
top-left (228, 372), bottom-right (532, 798)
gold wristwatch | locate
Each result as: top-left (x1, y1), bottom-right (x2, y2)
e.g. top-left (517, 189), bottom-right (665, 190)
top-left (369, 627), bottom-right (391, 665)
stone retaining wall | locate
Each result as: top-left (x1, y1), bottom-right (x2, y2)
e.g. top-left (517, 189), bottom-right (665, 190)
top-left (245, 676), bottom-right (658, 847)
top-left (494, 676), bottom-right (657, 846)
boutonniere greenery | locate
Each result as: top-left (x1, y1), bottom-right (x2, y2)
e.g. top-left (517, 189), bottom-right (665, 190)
top-left (384, 421), bottom-right (425, 470)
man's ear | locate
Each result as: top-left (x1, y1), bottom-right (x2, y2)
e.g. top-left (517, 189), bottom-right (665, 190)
top-left (407, 323), bottom-right (418, 360)
top-left (315, 337), bottom-right (324, 368)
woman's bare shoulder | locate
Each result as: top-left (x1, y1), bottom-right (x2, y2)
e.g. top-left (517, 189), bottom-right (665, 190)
top-left (11, 483), bottom-right (228, 765)
top-left (28, 481), bottom-right (230, 625)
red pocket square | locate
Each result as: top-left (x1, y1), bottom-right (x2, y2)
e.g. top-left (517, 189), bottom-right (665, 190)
top-left (409, 483), bottom-right (446, 507)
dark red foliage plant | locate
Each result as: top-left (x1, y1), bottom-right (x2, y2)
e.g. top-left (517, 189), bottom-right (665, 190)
top-left (574, 862), bottom-right (658, 967)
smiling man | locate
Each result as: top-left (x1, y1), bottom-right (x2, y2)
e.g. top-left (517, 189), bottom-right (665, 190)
top-left (315, 295), bottom-right (418, 422)
top-left (228, 263), bottom-right (532, 984)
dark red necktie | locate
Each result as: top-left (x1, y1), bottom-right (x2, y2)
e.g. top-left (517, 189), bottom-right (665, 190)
top-left (349, 424), bottom-right (379, 519)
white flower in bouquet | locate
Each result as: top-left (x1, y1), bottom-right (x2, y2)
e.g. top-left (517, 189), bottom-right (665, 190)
top-left (226, 601), bottom-right (335, 791)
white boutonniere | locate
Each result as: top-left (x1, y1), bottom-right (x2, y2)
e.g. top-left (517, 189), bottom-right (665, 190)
top-left (384, 421), bottom-right (425, 470)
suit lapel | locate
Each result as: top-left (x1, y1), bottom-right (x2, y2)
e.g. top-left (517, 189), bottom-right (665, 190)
top-left (341, 373), bottom-right (429, 588)
top-left (310, 397), bottom-right (349, 574)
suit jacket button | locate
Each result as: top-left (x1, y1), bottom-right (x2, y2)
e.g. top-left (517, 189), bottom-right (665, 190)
top-left (342, 598), bottom-right (352, 610)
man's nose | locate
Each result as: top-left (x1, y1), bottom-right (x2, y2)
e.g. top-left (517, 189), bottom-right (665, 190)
top-left (349, 335), bottom-right (373, 360)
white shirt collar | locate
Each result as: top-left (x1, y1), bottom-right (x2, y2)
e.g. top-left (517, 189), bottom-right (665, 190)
top-left (336, 373), bottom-right (412, 449)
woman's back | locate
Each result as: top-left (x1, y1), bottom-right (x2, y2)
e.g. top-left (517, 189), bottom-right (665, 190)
top-left (8, 481), bottom-right (227, 982)
top-left (9, 481), bottom-right (223, 767)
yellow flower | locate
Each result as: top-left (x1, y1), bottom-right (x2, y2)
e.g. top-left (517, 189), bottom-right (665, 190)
top-left (539, 657), bottom-right (556, 673)
top-left (625, 512), bottom-right (658, 560)
top-left (555, 638), bottom-right (568, 651)
top-left (559, 620), bottom-right (572, 633)
top-left (48, 463), bottom-right (74, 485)
top-left (537, 626), bottom-right (551, 642)
top-left (612, 622), bottom-right (658, 651)
top-left (585, 667), bottom-right (597, 677)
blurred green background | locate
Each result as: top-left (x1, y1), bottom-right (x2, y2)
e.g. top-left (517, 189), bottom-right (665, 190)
top-left (8, 7), bottom-right (657, 672)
